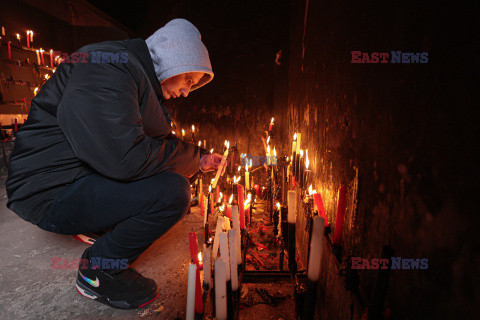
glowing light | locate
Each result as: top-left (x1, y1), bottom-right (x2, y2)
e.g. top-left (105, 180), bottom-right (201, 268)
top-left (300, 149), bottom-right (304, 157)
top-left (172, 131), bottom-right (176, 135)
top-left (218, 192), bottom-right (223, 203)
top-left (308, 185), bottom-right (317, 196)
top-left (306, 150), bottom-right (309, 170)
top-left (229, 194), bottom-right (233, 204)
top-left (270, 117), bottom-right (274, 123)
top-left (293, 133), bottom-right (297, 141)
top-left (238, 166), bottom-right (241, 172)
top-left (44, 74), bottom-right (49, 80)
top-left (33, 87), bottom-right (39, 95)
top-left (182, 129), bottom-right (185, 136)
top-left (210, 148), bottom-right (214, 153)
top-left (267, 145), bottom-right (270, 153)
top-left (244, 193), bottom-right (252, 206)
top-left (273, 147), bottom-right (276, 157)
top-left (266, 136), bottom-right (271, 144)
top-left (276, 202), bottom-right (281, 210)
top-left (192, 125), bottom-right (195, 132)
top-left (198, 252), bottom-right (202, 263)
top-left (198, 141), bottom-right (201, 146)
top-left (234, 176), bottom-right (241, 184)
top-left (209, 185), bottom-right (212, 192)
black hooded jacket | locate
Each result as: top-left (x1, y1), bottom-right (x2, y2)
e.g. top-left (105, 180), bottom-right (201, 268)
top-left (6, 38), bottom-right (204, 224)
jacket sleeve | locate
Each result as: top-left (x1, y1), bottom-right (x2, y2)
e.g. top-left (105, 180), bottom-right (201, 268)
top-left (57, 61), bottom-right (201, 180)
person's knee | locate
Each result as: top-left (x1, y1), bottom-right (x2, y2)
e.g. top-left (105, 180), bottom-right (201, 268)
top-left (166, 172), bottom-right (191, 212)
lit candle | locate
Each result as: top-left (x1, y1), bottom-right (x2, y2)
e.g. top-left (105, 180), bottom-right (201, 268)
top-left (219, 232), bottom-right (230, 280)
top-left (212, 142), bottom-right (229, 188)
top-left (313, 190), bottom-right (329, 227)
top-left (203, 244), bottom-right (212, 288)
top-left (8, 41), bottom-right (12, 60)
top-left (287, 190), bottom-right (297, 273)
top-left (303, 150), bottom-right (311, 187)
top-left (1, 26), bottom-right (5, 37)
top-left (26, 31), bottom-right (31, 47)
top-left (269, 117), bottom-right (274, 132)
top-left (245, 162), bottom-right (250, 190)
top-left (16, 33), bottom-right (21, 45)
top-left (299, 150), bottom-right (304, 188)
top-left (204, 140), bottom-right (206, 149)
top-left (333, 186), bottom-right (347, 245)
top-left (228, 229), bottom-right (239, 291)
top-left (266, 145), bottom-right (271, 165)
top-left (40, 48), bottom-right (45, 65)
top-left (231, 205), bottom-right (242, 265)
top-left (214, 258), bottom-right (227, 320)
top-left (49, 49), bottom-right (54, 67)
top-left (186, 263), bottom-right (196, 320)
top-left (29, 30), bottom-right (34, 43)
top-left (191, 124), bottom-right (195, 142)
top-left (189, 232), bottom-right (201, 268)
top-left (292, 133), bottom-right (297, 179)
top-left (303, 216), bottom-right (326, 319)
top-left (212, 216), bottom-right (224, 258)
top-left (237, 184), bottom-right (245, 228)
top-left (195, 265), bottom-right (203, 314)
top-left (182, 129), bottom-right (185, 138)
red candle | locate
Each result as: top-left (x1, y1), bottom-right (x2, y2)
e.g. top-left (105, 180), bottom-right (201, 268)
top-left (269, 117), bottom-right (274, 132)
top-left (216, 185), bottom-right (220, 202)
top-left (237, 184), bottom-right (245, 229)
top-left (40, 49), bottom-right (45, 65)
top-left (245, 203), bottom-right (251, 224)
top-left (313, 193), bottom-right (329, 227)
top-left (188, 232), bottom-right (202, 269)
top-left (26, 31), bottom-right (30, 48)
top-left (195, 268), bottom-right (203, 313)
top-left (49, 50), bottom-right (54, 67)
top-left (209, 193), bottom-right (214, 217)
top-left (333, 186), bottom-right (347, 245)
top-left (7, 41), bottom-right (11, 59)
top-left (225, 204), bottom-right (232, 219)
top-left (200, 194), bottom-right (204, 216)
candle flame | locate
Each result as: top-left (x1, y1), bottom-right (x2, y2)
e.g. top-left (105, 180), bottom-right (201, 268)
top-left (266, 136), bottom-right (270, 144)
top-left (293, 133), bottom-right (297, 141)
top-left (245, 162), bottom-right (249, 172)
top-left (198, 252), bottom-right (202, 263)
top-left (238, 166), bottom-right (241, 172)
top-left (34, 87), bottom-right (39, 95)
top-left (226, 141), bottom-right (230, 149)
top-left (229, 194), bottom-right (233, 204)
top-left (270, 117), bottom-right (274, 123)
top-left (172, 131), bottom-right (175, 135)
top-left (40, 48), bottom-right (44, 53)
top-left (276, 202), bottom-right (281, 210)
top-left (210, 148), bottom-right (214, 153)
top-left (224, 140), bottom-right (227, 146)
top-left (182, 129), bottom-right (185, 136)
top-left (209, 237), bottom-right (213, 242)
top-left (234, 176), bottom-right (241, 183)
top-left (273, 147), bottom-right (276, 157)
top-left (286, 156), bottom-right (289, 161)
top-left (267, 145), bottom-right (270, 153)
top-left (198, 141), bottom-right (201, 146)
top-left (209, 185), bottom-right (212, 192)
top-left (306, 149), bottom-right (309, 169)
top-left (220, 203), bottom-right (225, 211)
top-left (218, 192), bottom-right (223, 202)
top-left (44, 74), bottom-right (49, 80)
top-left (308, 185), bottom-right (317, 196)
top-left (192, 125), bottom-right (195, 132)
top-left (300, 149), bottom-right (304, 157)
top-left (16, 33), bottom-right (20, 39)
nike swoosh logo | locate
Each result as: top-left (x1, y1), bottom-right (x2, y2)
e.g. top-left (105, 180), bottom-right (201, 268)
top-left (79, 271), bottom-right (100, 287)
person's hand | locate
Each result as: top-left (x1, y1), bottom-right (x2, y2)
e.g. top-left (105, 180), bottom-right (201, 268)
top-left (201, 153), bottom-right (225, 173)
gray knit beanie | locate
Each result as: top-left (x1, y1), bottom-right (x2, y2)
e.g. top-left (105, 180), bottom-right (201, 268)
top-left (146, 19), bottom-right (214, 91)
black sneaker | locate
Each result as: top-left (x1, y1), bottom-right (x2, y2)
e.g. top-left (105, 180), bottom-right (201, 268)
top-left (75, 248), bottom-right (159, 309)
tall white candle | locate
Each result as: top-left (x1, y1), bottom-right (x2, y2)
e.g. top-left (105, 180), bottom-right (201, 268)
top-left (228, 229), bottom-right (239, 291)
top-left (214, 258), bottom-right (227, 320)
top-left (212, 142), bottom-right (229, 188)
top-left (212, 216), bottom-right (224, 259)
top-left (186, 263), bottom-right (197, 320)
top-left (203, 244), bottom-right (212, 287)
top-left (219, 232), bottom-right (231, 280)
top-left (287, 190), bottom-right (297, 223)
top-left (308, 216), bottom-right (325, 281)
top-left (231, 205), bottom-right (242, 265)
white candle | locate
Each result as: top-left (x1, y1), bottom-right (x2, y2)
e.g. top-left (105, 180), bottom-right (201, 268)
top-left (296, 133), bottom-right (302, 154)
top-left (223, 217), bottom-right (231, 231)
top-left (231, 205), bottom-right (242, 265)
top-left (186, 263), bottom-right (197, 320)
top-left (212, 141), bottom-right (229, 188)
top-left (203, 244), bottom-right (212, 287)
top-left (287, 190), bottom-right (297, 223)
top-left (308, 216), bottom-right (325, 281)
top-left (228, 229), bottom-right (239, 291)
top-left (212, 216), bottom-right (224, 259)
top-left (219, 232), bottom-right (230, 281)
top-left (36, 50), bottom-right (41, 65)
top-left (214, 258), bottom-right (227, 320)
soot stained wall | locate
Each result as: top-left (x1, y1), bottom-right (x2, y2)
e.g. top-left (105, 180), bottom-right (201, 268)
top-left (287, 0), bottom-right (477, 319)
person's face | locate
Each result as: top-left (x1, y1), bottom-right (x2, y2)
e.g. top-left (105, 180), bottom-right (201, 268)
top-left (160, 72), bottom-right (205, 100)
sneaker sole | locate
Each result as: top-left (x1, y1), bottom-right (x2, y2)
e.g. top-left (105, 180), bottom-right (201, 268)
top-left (76, 279), bottom-right (160, 309)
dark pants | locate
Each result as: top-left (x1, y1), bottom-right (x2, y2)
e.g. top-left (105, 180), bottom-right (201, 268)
top-left (37, 172), bottom-right (191, 263)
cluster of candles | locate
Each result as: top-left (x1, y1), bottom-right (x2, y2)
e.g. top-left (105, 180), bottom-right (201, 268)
top-left (1, 26), bottom-right (60, 67)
